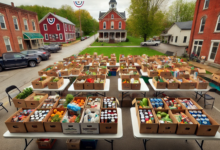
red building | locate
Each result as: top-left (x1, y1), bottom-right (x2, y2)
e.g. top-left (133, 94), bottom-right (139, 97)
top-left (98, 0), bottom-right (127, 43)
top-left (0, 2), bottom-right (43, 56)
top-left (39, 12), bottom-right (76, 43)
top-left (188, 0), bottom-right (220, 64)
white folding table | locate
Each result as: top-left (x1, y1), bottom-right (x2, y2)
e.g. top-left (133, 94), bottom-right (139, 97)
top-left (3, 108), bottom-right (123, 150)
top-left (68, 79), bottom-right (110, 96)
top-left (140, 69), bottom-right (149, 77)
top-left (130, 107), bottom-right (220, 150)
top-left (61, 74), bottom-right (79, 78)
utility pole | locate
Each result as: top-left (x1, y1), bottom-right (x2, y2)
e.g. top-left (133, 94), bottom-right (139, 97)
top-left (79, 8), bottom-right (82, 37)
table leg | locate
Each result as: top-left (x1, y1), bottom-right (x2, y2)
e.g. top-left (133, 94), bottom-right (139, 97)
top-left (195, 140), bottom-right (204, 150)
top-left (24, 138), bottom-right (33, 150)
top-left (121, 92), bottom-right (124, 106)
top-left (104, 140), bottom-right (114, 150)
top-left (104, 92), bottom-right (106, 97)
top-left (143, 139), bottom-right (150, 150)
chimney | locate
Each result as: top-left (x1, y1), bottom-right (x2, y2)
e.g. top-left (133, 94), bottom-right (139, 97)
top-left (66, 17), bottom-right (67, 19)
top-left (54, 12), bottom-right (56, 15)
top-left (11, 2), bottom-right (14, 7)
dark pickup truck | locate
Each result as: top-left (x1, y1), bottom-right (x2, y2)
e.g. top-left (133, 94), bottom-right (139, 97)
top-left (0, 52), bottom-right (41, 72)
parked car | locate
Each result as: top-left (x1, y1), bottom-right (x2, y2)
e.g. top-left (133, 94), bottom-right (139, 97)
top-left (39, 44), bottom-right (61, 53)
top-left (86, 36), bottom-right (90, 39)
top-left (141, 40), bottom-right (161, 46)
top-left (0, 52), bottom-right (41, 72)
top-left (20, 50), bottom-right (51, 61)
top-left (84, 37), bottom-right (87, 40)
top-left (81, 37), bottom-right (85, 41)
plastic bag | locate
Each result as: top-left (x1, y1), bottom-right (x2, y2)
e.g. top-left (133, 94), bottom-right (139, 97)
top-left (67, 103), bottom-right (81, 112)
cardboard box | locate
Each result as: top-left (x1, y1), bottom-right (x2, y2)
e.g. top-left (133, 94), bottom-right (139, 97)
top-left (142, 64), bottom-right (149, 72)
top-left (70, 97), bottom-right (87, 112)
top-left (47, 69), bottom-right (60, 77)
top-left (84, 78), bottom-right (95, 90)
top-left (120, 68), bottom-right (128, 74)
top-left (131, 78), bottom-right (141, 90)
top-left (101, 97), bottom-right (119, 109)
top-left (31, 77), bottom-right (52, 89)
top-left (152, 77), bottom-right (167, 89)
top-left (37, 97), bottom-right (60, 109)
top-left (111, 57), bottom-right (116, 61)
top-left (121, 78), bottom-right (131, 90)
top-left (89, 66), bottom-right (98, 72)
top-left (36, 139), bottom-right (56, 149)
top-left (175, 77), bottom-right (191, 89)
top-left (25, 93), bottom-right (48, 108)
top-left (72, 68), bottom-right (82, 75)
top-left (183, 78), bottom-right (197, 89)
top-left (61, 69), bottom-right (73, 76)
top-left (12, 92), bottom-right (35, 108)
top-left (48, 77), bottom-right (64, 89)
top-left (212, 74), bottom-right (220, 83)
top-left (66, 139), bottom-right (80, 150)
top-left (94, 77), bottom-right (106, 90)
top-left (99, 67), bottom-right (107, 74)
top-left (132, 98), bottom-right (152, 116)
top-left (163, 77), bottom-right (179, 89)
top-left (147, 68), bottom-right (158, 77)
top-left (190, 76), bottom-right (209, 89)
top-left (38, 65), bottom-right (54, 76)
top-left (109, 60), bottom-right (116, 66)
top-left (44, 108), bottom-right (67, 132)
top-left (158, 70), bottom-right (172, 77)
top-left (149, 98), bottom-right (169, 110)
top-left (176, 98), bottom-right (203, 110)
top-left (155, 110), bottom-right (178, 134)
top-left (74, 78), bottom-right (86, 90)
top-left (171, 110), bottom-right (198, 135)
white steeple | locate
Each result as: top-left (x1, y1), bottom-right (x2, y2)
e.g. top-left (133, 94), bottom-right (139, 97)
top-left (109, 0), bottom-right (117, 10)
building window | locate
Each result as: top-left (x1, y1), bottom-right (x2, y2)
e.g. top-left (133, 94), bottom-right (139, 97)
top-left (111, 14), bottom-right (114, 19)
top-left (215, 15), bottom-right (220, 32)
top-left (45, 34), bottom-right (49, 40)
top-left (43, 24), bottom-right (47, 31)
top-left (208, 42), bottom-right (219, 61)
top-left (183, 36), bottom-right (187, 43)
top-left (199, 17), bottom-right (206, 33)
top-left (0, 15), bottom-right (6, 29)
top-left (13, 18), bottom-right (19, 30)
top-left (171, 36), bottom-right (173, 42)
top-left (32, 21), bottom-right (36, 31)
top-left (192, 40), bottom-right (203, 57)
top-left (65, 24), bottom-right (67, 31)
top-left (103, 22), bottom-right (106, 29)
top-left (111, 21), bottom-right (114, 29)
top-left (4, 38), bottom-right (12, 52)
top-left (17, 37), bottom-right (23, 50)
top-left (203, 0), bottom-right (210, 9)
top-left (56, 24), bottom-right (60, 31)
top-left (119, 22), bottom-right (122, 29)
top-left (69, 25), bottom-right (71, 31)
top-left (59, 33), bottom-right (63, 40)
top-left (175, 36), bottom-right (178, 43)
top-left (24, 19), bottom-right (28, 31)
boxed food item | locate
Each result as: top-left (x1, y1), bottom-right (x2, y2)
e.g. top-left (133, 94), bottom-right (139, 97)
top-left (157, 69), bottom-right (172, 77)
top-left (153, 77), bottom-right (167, 89)
top-left (5, 108), bottom-right (34, 133)
top-left (100, 60), bottom-right (107, 66)
top-left (142, 64), bottom-right (149, 72)
top-left (102, 97), bottom-right (119, 109)
top-left (85, 97), bottom-right (102, 109)
top-left (175, 77), bottom-right (191, 89)
top-left (12, 88), bottom-right (34, 108)
top-left (212, 74), bottom-right (220, 83)
top-left (109, 60), bottom-right (116, 66)
top-left (191, 76), bottom-right (209, 89)
top-left (147, 68), bottom-right (158, 77)
top-left (84, 78), bottom-right (95, 89)
top-left (89, 66), bottom-right (98, 72)
top-left (99, 66), bottom-right (108, 74)
top-left (74, 77), bottom-right (86, 90)
top-left (155, 110), bottom-right (178, 134)
top-left (128, 66), bottom-right (137, 72)
top-left (38, 65), bottom-right (54, 76)
top-left (94, 77), bottom-right (106, 90)
top-left (121, 78), bottom-right (131, 90)
top-left (48, 77), bottom-right (64, 89)
top-left (183, 78), bottom-right (197, 89)
top-left (66, 139), bottom-right (80, 150)
top-left (25, 93), bottom-right (48, 108)
top-left (36, 139), bottom-right (57, 149)
top-left (37, 95), bottom-right (60, 109)
top-left (111, 53), bottom-right (116, 57)
top-left (72, 68), bottom-right (82, 75)
top-left (69, 97), bottom-right (86, 113)
top-left (163, 77), bottom-right (179, 89)
top-left (92, 61), bottom-right (99, 66)
top-left (131, 78), bottom-right (141, 90)
top-left (25, 109), bottom-right (50, 132)
top-left (171, 110), bottom-right (198, 135)
top-left (163, 97), bottom-right (183, 110)
top-left (47, 69), bottom-right (61, 77)
top-left (81, 108), bottom-right (100, 134)
top-left (149, 98), bottom-right (169, 110)
top-left (31, 76), bottom-right (52, 89)
top-left (61, 68), bottom-right (73, 76)
top-left (177, 98), bottom-right (203, 110)
top-left (100, 108), bottom-right (118, 134)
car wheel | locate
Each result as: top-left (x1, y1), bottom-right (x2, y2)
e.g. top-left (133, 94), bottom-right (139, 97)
top-left (144, 44), bottom-right (147, 46)
top-left (29, 61), bottom-right (37, 67)
top-left (0, 65), bottom-right (3, 72)
top-left (155, 43), bottom-right (158, 46)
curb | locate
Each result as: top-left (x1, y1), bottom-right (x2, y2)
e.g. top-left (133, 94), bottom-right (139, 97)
top-left (62, 40), bottom-right (81, 47)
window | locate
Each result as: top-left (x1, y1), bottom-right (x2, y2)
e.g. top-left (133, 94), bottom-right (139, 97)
top-left (32, 21), bottom-right (36, 31)
top-left (183, 36), bottom-right (187, 43)
top-left (4, 38), bottom-right (12, 52)
top-left (119, 22), bottom-right (122, 29)
top-left (0, 15), bottom-right (6, 29)
top-left (45, 34), bottom-right (48, 40)
top-left (65, 24), bottom-right (67, 31)
top-left (208, 41), bottom-right (220, 62)
top-left (4, 53), bottom-right (14, 60)
top-left (192, 40), bottom-right (203, 57)
top-left (14, 54), bottom-right (23, 59)
top-left (175, 36), bottom-right (178, 43)
top-left (13, 18), bottom-right (19, 30)
top-left (111, 14), bottom-right (114, 19)
top-left (199, 17), bottom-right (206, 33)
top-left (203, 0), bottom-right (210, 9)
top-left (56, 24), bottom-right (60, 31)
top-left (103, 22), bottom-right (106, 29)
top-left (17, 38), bottom-right (23, 50)
top-left (111, 21), bottom-right (114, 29)
top-left (215, 15), bottom-right (220, 32)
top-left (43, 24), bottom-right (47, 31)
top-left (59, 33), bottom-right (63, 40)
top-left (69, 25), bottom-right (71, 31)
top-left (23, 19), bottom-right (28, 31)
top-left (171, 36), bottom-right (173, 42)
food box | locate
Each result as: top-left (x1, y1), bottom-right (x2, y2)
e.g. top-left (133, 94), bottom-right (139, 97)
top-left (148, 98), bottom-right (169, 110)
top-left (142, 64), bottom-right (149, 72)
top-left (109, 60), bottom-right (116, 66)
top-left (121, 78), bottom-right (131, 90)
top-left (47, 69), bottom-right (60, 77)
top-left (120, 72), bottom-right (131, 78)
top-left (183, 78), bottom-right (197, 89)
top-left (24, 109), bottom-right (50, 132)
top-left (37, 95), bottom-right (60, 109)
top-left (74, 77), bottom-right (86, 90)
top-left (155, 110), bottom-right (178, 134)
top-left (171, 110), bottom-right (198, 135)
top-left (99, 108), bottom-right (118, 134)
top-left (61, 68), bottom-right (73, 76)
top-left (92, 61), bottom-right (99, 66)
top-left (89, 66), bottom-right (98, 72)
top-left (176, 98), bottom-right (203, 110)
top-left (128, 66), bottom-right (137, 72)
top-left (163, 97), bottom-right (183, 110)
top-left (80, 108), bottom-right (100, 134)
top-left (147, 68), bottom-right (158, 77)
top-left (94, 77), bottom-right (106, 90)
top-left (48, 77), bottom-right (64, 89)
top-left (44, 108), bottom-right (67, 132)
top-left (70, 97), bottom-right (87, 112)
top-left (66, 139), bottom-right (81, 150)
top-left (111, 57), bottom-right (116, 61)
top-left (72, 68), bottom-right (82, 75)
top-left (132, 98), bottom-right (152, 115)
top-left (37, 139), bottom-right (57, 149)
top-left (85, 97), bottom-right (102, 109)
top-left (25, 93), bottom-right (48, 108)
top-left (153, 77), bottom-right (167, 89)
top-left (102, 97), bottom-right (119, 109)
top-left (99, 67), bottom-right (108, 74)
top-left (131, 78), bottom-right (141, 90)
top-left (212, 74), bottom-right (220, 83)
top-left (120, 68), bottom-right (128, 74)
top-left (12, 92), bottom-right (35, 108)
top-left (158, 69), bottom-right (172, 77)
top-left (31, 76), bottom-right (52, 89)
top-left (38, 65), bottom-right (54, 76)
top-left (84, 78), bottom-right (95, 90)
top-left (163, 77), bottom-right (179, 89)
top-left (190, 76), bottom-right (208, 89)
top-left (5, 108), bottom-right (34, 133)
top-left (175, 77), bottom-right (191, 89)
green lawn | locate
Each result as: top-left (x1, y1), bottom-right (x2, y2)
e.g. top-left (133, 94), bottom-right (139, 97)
top-left (79, 47), bottom-right (164, 61)
top-left (91, 36), bottom-right (144, 46)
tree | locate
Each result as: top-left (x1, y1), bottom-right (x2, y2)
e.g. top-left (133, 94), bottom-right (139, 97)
top-left (127, 0), bottom-right (168, 42)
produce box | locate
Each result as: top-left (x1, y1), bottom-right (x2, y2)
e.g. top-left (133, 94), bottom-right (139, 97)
top-left (99, 66), bottom-right (108, 74)
top-left (163, 77), bottom-right (179, 89)
top-left (32, 76), bottom-right (52, 89)
top-left (122, 78), bottom-right (131, 90)
top-left (176, 98), bottom-right (203, 110)
top-left (120, 62), bottom-right (127, 67)
top-left (190, 76), bottom-right (209, 89)
top-left (72, 68), bottom-right (82, 75)
top-left (46, 69), bottom-right (60, 77)
top-left (147, 58), bottom-right (155, 63)
top-left (111, 57), bottom-right (116, 61)
top-left (183, 78), bottom-right (197, 89)
top-left (163, 97), bottom-right (183, 110)
top-left (147, 68), bottom-right (158, 77)
top-left (84, 78), bottom-right (95, 89)
top-left (131, 78), bottom-right (141, 90)
top-left (44, 108), bottom-right (67, 132)
top-left (128, 66), bottom-right (136, 72)
top-left (153, 77), bottom-right (167, 89)
top-left (102, 97), bottom-right (119, 109)
top-left (148, 98), bottom-right (169, 110)
top-left (70, 97), bottom-right (87, 111)
top-left (5, 108), bottom-right (34, 133)
top-left (175, 77), bottom-right (191, 89)
top-left (81, 60), bottom-right (89, 66)
top-left (155, 110), bottom-right (178, 134)
top-left (133, 55), bottom-right (140, 63)
top-left (60, 68), bottom-right (73, 76)
top-left (25, 93), bottom-right (48, 108)
top-left (212, 74), bottom-right (220, 83)
top-left (48, 77), bottom-right (64, 89)
top-left (88, 71), bottom-right (100, 78)
top-left (120, 68), bottom-right (128, 74)
top-left (190, 109), bottom-right (220, 136)
top-left (89, 66), bottom-right (98, 72)
top-left (100, 62), bottom-right (107, 66)
top-left (74, 77), bottom-right (86, 90)
top-left (171, 110), bottom-right (198, 135)
top-left (158, 69), bottom-right (172, 77)
top-left (37, 96), bottom-right (60, 109)
top-left (12, 88), bottom-right (34, 108)
top-left (94, 77), bottom-right (106, 90)
top-left (92, 61), bottom-right (99, 66)
top-left (111, 54), bottom-right (116, 57)
top-left (132, 98), bottom-right (152, 115)
top-left (36, 139), bottom-right (57, 149)
top-left (109, 60), bottom-right (116, 66)
top-left (66, 139), bottom-right (80, 150)
top-left (38, 65), bottom-right (54, 76)
top-left (142, 64), bottom-right (149, 72)
top-left (185, 66), bottom-right (199, 75)
top-left (24, 109), bottom-right (50, 132)
top-left (99, 108), bottom-right (118, 134)
top-left (103, 56), bottom-right (109, 62)
top-left (85, 97), bottom-right (102, 109)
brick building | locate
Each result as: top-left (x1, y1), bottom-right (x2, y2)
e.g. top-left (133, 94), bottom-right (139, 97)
top-left (0, 2), bottom-right (43, 56)
top-left (188, 0), bottom-right (220, 64)
top-left (98, 0), bottom-right (127, 43)
top-left (39, 12), bottom-right (76, 43)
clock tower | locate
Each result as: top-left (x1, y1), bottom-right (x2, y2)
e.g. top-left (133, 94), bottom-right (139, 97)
top-left (109, 0), bottom-right (117, 10)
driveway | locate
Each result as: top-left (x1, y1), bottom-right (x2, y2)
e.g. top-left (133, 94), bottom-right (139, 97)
top-left (146, 43), bottom-right (186, 56)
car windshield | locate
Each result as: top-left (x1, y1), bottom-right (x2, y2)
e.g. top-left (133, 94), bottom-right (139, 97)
top-left (21, 51), bottom-right (28, 55)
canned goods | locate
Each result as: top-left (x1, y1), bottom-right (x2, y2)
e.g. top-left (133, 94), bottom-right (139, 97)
top-left (189, 111), bottom-right (193, 115)
top-left (155, 103), bottom-right (159, 108)
top-left (141, 119), bottom-right (145, 124)
top-left (196, 118), bottom-right (201, 124)
top-left (159, 102), bottom-right (164, 108)
top-left (192, 114), bottom-right (197, 118)
top-left (197, 111), bottom-right (202, 115)
top-left (202, 120), bottom-right (208, 125)
top-left (151, 103), bottom-right (156, 108)
top-left (193, 111), bottom-right (198, 115)
top-left (197, 114), bottom-right (201, 119)
top-left (202, 114), bottom-right (207, 119)
top-left (205, 118), bottom-right (211, 125)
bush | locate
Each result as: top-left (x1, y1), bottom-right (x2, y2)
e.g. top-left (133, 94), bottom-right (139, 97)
top-left (165, 41), bottom-right (167, 43)
top-left (126, 38), bottom-right (129, 42)
top-left (96, 38), bottom-right (98, 42)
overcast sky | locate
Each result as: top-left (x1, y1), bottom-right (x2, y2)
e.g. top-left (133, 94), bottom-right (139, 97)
top-left (2, 0), bottom-right (194, 20)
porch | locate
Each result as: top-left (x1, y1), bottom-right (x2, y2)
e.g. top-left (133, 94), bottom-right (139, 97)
top-left (23, 32), bottom-right (44, 49)
top-left (98, 30), bottom-right (127, 43)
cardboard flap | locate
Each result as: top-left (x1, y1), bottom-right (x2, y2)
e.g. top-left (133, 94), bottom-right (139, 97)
top-left (198, 69), bottom-right (206, 74)
top-left (132, 99), bottom-right (136, 105)
top-left (116, 98), bottom-right (120, 106)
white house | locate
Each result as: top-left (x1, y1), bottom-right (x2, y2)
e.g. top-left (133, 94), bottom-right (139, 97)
top-left (160, 21), bottom-right (192, 46)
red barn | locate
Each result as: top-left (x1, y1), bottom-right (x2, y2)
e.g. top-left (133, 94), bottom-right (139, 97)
top-left (188, 0), bottom-right (220, 64)
top-left (39, 12), bottom-right (76, 43)
top-left (98, 0), bottom-right (127, 43)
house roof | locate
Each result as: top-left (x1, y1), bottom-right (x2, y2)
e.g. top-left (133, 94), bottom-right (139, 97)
top-left (109, 0), bottom-right (117, 4)
top-left (39, 12), bottom-right (75, 25)
top-left (99, 10), bottom-right (126, 20)
top-left (175, 21), bottom-right (193, 30)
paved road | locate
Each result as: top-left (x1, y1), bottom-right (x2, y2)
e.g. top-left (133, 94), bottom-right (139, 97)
top-left (0, 34), bottom-right (98, 103)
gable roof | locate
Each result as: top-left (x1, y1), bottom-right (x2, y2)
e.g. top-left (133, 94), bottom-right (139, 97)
top-left (99, 9), bottom-right (126, 20)
top-left (39, 12), bottom-right (75, 25)
top-left (175, 21), bottom-right (192, 30)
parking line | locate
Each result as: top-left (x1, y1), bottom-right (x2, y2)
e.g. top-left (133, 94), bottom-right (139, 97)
top-left (214, 106), bottom-right (220, 113)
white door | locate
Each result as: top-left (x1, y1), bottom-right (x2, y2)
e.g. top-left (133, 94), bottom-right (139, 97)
top-left (191, 40), bottom-right (203, 57)
top-left (208, 42), bottom-right (220, 62)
